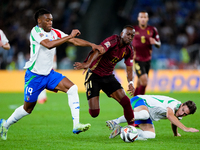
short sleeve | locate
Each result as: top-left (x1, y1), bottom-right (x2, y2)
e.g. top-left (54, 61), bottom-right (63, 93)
top-left (31, 26), bottom-right (49, 44)
top-left (100, 35), bottom-right (118, 52)
top-left (52, 28), bottom-right (68, 39)
top-left (0, 30), bottom-right (9, 45)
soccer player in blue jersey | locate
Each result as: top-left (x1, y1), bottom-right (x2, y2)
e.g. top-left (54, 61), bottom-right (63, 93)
top-left (0, 8), bottom-right (103, 140)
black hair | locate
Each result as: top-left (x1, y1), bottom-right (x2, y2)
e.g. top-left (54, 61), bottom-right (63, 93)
top-left (34, 8), bottom-right (51, 24)
top-left (123, 25), bottom-right (134, 30)
top-left (183, 100), bottom-right (197, 114)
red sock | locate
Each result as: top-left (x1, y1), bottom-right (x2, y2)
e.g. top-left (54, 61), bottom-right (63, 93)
top-left (89, 109), bottom-right (100, 118)
top-left (119, 96), bottom-right (134, 126)
top-left (138, 85), bottom-right (146, 95)
top-left (134, 87), bottom-right (139, 96)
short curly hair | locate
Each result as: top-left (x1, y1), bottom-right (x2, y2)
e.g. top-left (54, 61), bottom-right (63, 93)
top-left (34, 8), bottom-right (50, 24)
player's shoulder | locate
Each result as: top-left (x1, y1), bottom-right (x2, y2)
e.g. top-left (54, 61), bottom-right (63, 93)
top-left (31, 26), bottom-right (43, 34)
top-left (147, 25), bottom-right (158, 31)
top-left (104, 34), bottom-right (119, 44)
top-left (108, 34), bottom-right (119, 39)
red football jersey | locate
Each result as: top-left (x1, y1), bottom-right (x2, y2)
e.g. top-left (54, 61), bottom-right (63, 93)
top-left (132, 25), bottom-right (160, 61)
top-left (85, 35), bottom-right (134, 77)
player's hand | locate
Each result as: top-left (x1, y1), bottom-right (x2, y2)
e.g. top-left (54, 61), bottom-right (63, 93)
top-left (185, 128), bottom-right (199, 132)
top-left (127, 84), bottom-right (135, 96)
top-left (174, 133), bottom-right (181, 137)
top-left (70, 29), bottom-right (81, 38)
top-left (91, 44), bottom-right (105, 54)
top-left (74, 62), bottom-right (89, 70)
top-left (149, 37), bottom-right (156, 45)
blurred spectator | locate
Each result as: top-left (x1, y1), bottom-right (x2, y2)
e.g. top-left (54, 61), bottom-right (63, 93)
top-left (1, 0), bottom-right (200, 70)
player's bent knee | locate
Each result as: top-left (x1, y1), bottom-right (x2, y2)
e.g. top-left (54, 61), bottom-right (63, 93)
top-left (134, 110), bottom-right (149, 120)
top-left (89, 109), bottom-right (100, 118)
top-left (143, 131), bottom-right (156, 139)
top-left (67, 84), bottom-right (78, 95)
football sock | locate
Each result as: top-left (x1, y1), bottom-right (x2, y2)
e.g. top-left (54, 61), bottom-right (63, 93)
top-left (119, 96), bottom-right (134, 125)
top-left (114, 110), bottom-right (149, 124)
top-left (113, 116), bottom-right (126, 124)
top-left (138, 85), bottom-right (146, 95)
top-left (3, 105), bottom-right (29, 129)
top-left (67, 85), bottom-right (80, 128)
top-left (134, 87), bottom-right (139, 96)
top-left (134, 110), bottom-right (149, 120)
top-left (137, 129), bottom-right (156, 139)
top-left (89, 109), bottom-right (100, 118)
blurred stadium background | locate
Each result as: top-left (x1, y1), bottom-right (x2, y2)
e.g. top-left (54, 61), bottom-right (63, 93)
top-left (0, 0), bottom-right (200, 92)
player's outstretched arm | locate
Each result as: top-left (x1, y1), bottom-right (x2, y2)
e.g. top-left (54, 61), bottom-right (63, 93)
top-left (67, 38), bottom-right (104, 53)
top-left (0, 41), bottom-right (10, 50)
top-left (126, 66), bottom-right (135, 96)
top-left (167, 108), bottom-right (199, 133)
top-left (40, 29), bottom-right (80, 49)
top-left (74, 48), bottom-right (105, 70)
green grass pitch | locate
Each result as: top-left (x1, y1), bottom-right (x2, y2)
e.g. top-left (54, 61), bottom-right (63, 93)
top-left (0, 92), bottom-right (200, 150)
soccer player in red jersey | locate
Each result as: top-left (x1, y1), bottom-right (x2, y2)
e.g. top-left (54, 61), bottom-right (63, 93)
top-left (132, 11), bottom-right (161, 96)
top-left (74, 25), bottom-right (135, 138)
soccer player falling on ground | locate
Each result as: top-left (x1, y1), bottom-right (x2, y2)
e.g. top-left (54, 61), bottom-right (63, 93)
top-left (74, 25), bottom-right (136, 138)
top-left (106, 95), bottom-right (199, 139)
top-left (0, 8), bottom-right (103, 140)
top-left (133, 11), bottom-right (161, 96)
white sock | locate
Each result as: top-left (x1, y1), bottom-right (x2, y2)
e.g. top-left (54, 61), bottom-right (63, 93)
top-left (134, 110), bottom-right (149, 120)
top-left (113, 110), bottom-right (149, 124)
top-left (38, 89), bottom-right (47, 100)
top-left (137, 129), bottom-right (156, 139)
top-left (3, 105), bottom-right (29, 129)
top-left (113, 116), bottom-right (126, 124)
top-left (67, 85), bottom-right (80, 128)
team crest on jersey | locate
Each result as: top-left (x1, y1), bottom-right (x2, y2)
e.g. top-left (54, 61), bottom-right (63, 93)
top-left (104, 41), bottom-right (111, 48)
top-left (147, 30), bottom-right (150, 35)
top-left (39, 33), bottom-right (44, 37)
top-left (26, 96), bottom-right (30, 101)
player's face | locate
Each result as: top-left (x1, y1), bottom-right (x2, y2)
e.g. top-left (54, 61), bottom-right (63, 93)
top-left (38, 14), bottom-right (53, 32)
top-left (175, 104), bottom-right (190, 117)
top-left (138, 12), bottom-right (149, 27)
top-left (121, 27), bottom-right (135, 45)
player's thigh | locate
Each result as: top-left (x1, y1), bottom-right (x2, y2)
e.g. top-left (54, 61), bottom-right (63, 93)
top-left (55, 77), bottom-right (74, 93)
top-left (139, 123), bottom-right (155, 133)
top-left (134, 105), bottom-right (149, 112)
top-left (46, 70), bottom-right (72, 93)
top-left (102, 75), bottom-right (123, 100)
top-left (110, 89), bottom-right (126, 102)
top-left (134, 61), bottom-right (146, 77)
top-left (138, 74), bottom-right (148, 86)
top-left (88, 96), bottom-right (100, 109)
top-left (24, 69), bottom-right (45, 103)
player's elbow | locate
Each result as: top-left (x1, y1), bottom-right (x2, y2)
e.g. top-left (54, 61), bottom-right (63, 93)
top-left (3, 43), bottom-right (10, 50)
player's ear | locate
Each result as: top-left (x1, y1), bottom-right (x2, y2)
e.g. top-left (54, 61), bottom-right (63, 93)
top-left (38, 17), bottom-right (42, 24)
